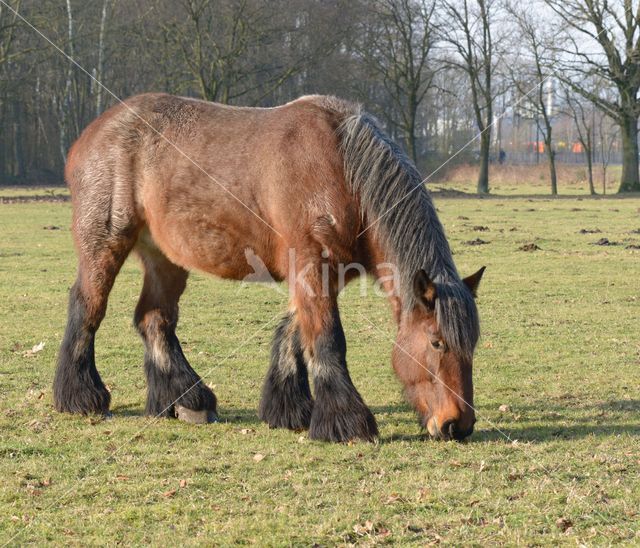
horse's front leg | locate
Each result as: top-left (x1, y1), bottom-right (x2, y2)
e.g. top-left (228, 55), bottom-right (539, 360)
top-left (258, 312), bottom-right (313, 430)
top-left (299, 298), bottom-right (378, 443)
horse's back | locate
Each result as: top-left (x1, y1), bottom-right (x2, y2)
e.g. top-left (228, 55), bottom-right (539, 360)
top-left (66, 93), bottom-right (362, 279)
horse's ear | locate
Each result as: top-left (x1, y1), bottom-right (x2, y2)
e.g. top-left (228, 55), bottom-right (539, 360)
top-left (413, 269), bottom-right (437, 311)
top-left (463, 266), bottom-right (486, 297)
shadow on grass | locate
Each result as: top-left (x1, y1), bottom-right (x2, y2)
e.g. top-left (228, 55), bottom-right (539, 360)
top-left (376, 400), bottom-right (640, 443)
top-left (110, 403), bottom-right (263, 425)
top-left (458, 399), bottom-right (640, 444)
top-left (110, 403), bottom-right (144, 417)
top-left (110, 400), bottom-right (639, 443)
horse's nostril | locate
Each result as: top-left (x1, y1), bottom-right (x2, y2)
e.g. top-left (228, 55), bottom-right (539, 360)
top-left (440, 419), bottom-right (456, 439)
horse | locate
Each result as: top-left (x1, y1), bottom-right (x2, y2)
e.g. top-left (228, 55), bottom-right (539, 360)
top-left (53, 93), bottom-right (485, 442)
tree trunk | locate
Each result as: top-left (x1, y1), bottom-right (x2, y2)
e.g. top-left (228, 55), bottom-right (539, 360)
top-left (477, 131), bottom-right (490, 194)
top-left (618, 114), bottom-right (640, 192)
top-left (586, 149), bottom-right (595, 195)
top-left (547, 146), bottom-right (557, 195)
top-left (407, 109), bottom-right (418, 164)
top-left (541, 110), bottom-right (556, 195)
top-left (59, 0), bottom-right (74, 164)
top-left (95, 0), bottom-right (109, 117)
top-left (12, 101), bottom-right (25, 178)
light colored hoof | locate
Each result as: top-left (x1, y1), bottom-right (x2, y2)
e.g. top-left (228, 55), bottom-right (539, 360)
top-left (175, 405), bottom-right (218, 424)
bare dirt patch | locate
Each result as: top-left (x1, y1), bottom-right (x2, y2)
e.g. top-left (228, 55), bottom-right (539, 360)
top-left (465, 238), bottom-right (490, 246)
top-left (518, 243), bottom-right (541, 252)
top-left (592, 238), bottom-right (620, 246)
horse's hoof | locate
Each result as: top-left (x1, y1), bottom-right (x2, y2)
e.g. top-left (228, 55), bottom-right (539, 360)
top-left (103, 411), bottom-right (114, 420)
top-left (175, 405), bottom-right (218, 424)
top-left (308, 393), bottom-right (378, 443)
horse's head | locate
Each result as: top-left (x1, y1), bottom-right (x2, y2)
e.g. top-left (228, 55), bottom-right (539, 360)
top-left (392, 267), bottom-right (485, 441)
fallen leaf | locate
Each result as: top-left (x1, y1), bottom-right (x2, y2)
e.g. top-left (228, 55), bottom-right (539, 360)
top-left (240, 428), bottom-right (255, 435)
top-left (556, 517), bottom-right (573, 532)
top-left (162, 489), bottom-right (177, 498)
top-left (28, 419), bottom-right (47, 432)
top-left (499, 404), bottom-right (510, 413)
top-left (253, 453), bottom-right (265, 463)
top-left (179, 479), bottom-right (187, 488)
top-left (384, 493), bottom-right (404, 504)
top-left (23, 342), bottom-right (45, 357)
top-left (353, 520), bottom-right (375, 536)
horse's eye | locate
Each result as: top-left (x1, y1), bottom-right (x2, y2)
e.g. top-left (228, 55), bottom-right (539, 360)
top-left (431, 340), bottom-right (443, 350)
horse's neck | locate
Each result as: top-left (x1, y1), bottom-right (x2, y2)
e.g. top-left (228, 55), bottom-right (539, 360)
top-left (362, 233), bottom-right (405, 324)
top-left (361, 219), bottom-right (457, 323)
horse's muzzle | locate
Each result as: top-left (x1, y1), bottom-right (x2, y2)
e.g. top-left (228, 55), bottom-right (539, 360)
top-left (427, 417), bottom-right (474, 441)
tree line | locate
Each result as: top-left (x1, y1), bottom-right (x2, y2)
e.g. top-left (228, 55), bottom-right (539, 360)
top-left (1, 0), bottom-right (639, 193)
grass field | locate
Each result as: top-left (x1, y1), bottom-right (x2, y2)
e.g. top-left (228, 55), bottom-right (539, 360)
top-left (0, 185), bottom-right (639, 545)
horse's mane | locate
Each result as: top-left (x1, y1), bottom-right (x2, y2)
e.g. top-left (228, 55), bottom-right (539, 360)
top-left (335, 109), bottom-right (480, 362)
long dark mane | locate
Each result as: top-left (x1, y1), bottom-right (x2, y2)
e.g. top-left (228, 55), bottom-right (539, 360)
top-left (337, 111), bottom-right (480, 362)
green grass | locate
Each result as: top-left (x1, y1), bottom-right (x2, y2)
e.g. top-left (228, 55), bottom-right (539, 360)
top-left (0, 186), bottom-right (69, 199)
top-left (0, 188), bottom-right (639, 545)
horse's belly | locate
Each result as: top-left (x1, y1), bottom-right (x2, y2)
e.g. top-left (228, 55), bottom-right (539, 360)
top-left (145, 215), bottom-right (282, 283)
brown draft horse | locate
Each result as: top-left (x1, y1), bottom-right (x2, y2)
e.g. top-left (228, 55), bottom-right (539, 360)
top-left (53, 93), bottom-right (484, 442)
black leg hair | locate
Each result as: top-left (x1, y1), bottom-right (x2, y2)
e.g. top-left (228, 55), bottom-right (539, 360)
top-left (142, 330), bottom-right (217, 418)
top-left (308, 310), bottom-right (378, 442)
top-left (53, 282), bottom-right (111, 414)
top-left (258, 313), bottom-right (313, 430)
top-left (135, 247), bottom-right (217, 421)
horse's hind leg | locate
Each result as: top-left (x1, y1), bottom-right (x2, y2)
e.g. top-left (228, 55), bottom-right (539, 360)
top-left (134, 243), bottom-right (217, 422)
top-left (258, 312), bottom-right (313, 430)
top-left (53, 239), bottom-right (135, 415)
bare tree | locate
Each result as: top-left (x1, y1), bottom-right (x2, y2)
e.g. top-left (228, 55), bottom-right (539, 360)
top-left (508, 4), bottom-right (558, 194)
top-left (161, 0), bottom-right (310, 104)
top-left (440, 0), bottom-right (504, 193)
top-left (598, 111), bottom-right (618, 194)
top-left (544, 0), bottom-right (640, 193)
top-left (562, 86), bottom-right (597, 194)
top-left (56, 0), bottom-right (75, 162)
top-left (0, 0), bottom-right (21, 70)
top-left (356, 0), bottom-right (439, 163)
top-left (93, 0), bottom-right (112, 116)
